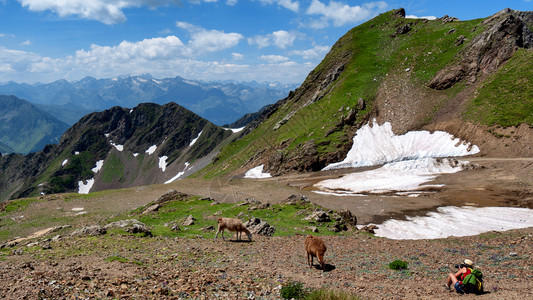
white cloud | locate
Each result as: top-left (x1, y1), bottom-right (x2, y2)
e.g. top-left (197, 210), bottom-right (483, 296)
top-left (247, 35), bottom-right (271, 49)
top-left (232, 52), bottom-right (244, 60)
top-left (248, 30), bottom-right (296, 49)
top-left (0, 47), bottom-right (42, 73)
top-left (176, 21), bottom-right (243, 53)
top-left (289, 45), bottom-right (330, 59)
top-left (260, 54), bottom-right (289, 63)
top-left (77, 36), bottom-right (187, 61)
top-left (405, 14), bottom-right (437, 20)
top-left (21, 40), bottom-right (31, 46)
top-left (0, 34), bottom-right (313, 84)
top-left (306, 0), bottom-right (387, 27)
top-left (226, 0), bottom-right (238, 5)
top-left (257, 0), bottom-right (299, 12)
top-left (18, 0), bottom-right (180, 25)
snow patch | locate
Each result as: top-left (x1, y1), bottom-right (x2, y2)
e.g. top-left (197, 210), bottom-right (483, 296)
top-left (78, 179), bottom-right (94, 194)
top-left (189, 130), bottom-right (203, 146)
top-left (110, 142), bottom-right (123, 151)
top-left (71, 207), bottom-right (84, 212)
top-left (224, 127), bottom-right (245, 133)
top-left (159, 156), bottom-right (168, 172)
top-left (370, 206), bottom-right (533, 240)
top-left (91, 160), bottom-right (104, 173)
top-left (133, 153), bottom-right (139, 157)
top-left (244, 165), bottom-right (272, 179)
top-left (62, 159), bottom-right (68, 166)
top-left (324, 119), bottom-right (479, 170)
top-left (315, 158), bottom-right (466, 195)
top-left (165, 162), bottom-right (191, 184)
top-left (146, 145), bottom-right (157, 155)
top-left (74, 151), bottom-right (80, 155)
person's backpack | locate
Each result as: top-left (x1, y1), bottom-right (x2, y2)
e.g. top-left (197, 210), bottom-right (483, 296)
top-left (462, 268), bottom-right (484, 294)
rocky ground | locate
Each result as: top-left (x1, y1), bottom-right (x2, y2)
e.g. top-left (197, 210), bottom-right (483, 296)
top-left (1, 157), bottom-right (532, 299)
top-left (0, 227), bottom-right (532, 299)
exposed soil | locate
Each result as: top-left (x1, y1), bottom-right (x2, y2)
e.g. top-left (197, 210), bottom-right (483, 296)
top-left (1, 228), bottom-right (532, 299)
top-left (1, 157), bottom-right (532, 299)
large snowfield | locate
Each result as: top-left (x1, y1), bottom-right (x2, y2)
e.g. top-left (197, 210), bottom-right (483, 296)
top-left (312, 120), bottom-right (533, 239)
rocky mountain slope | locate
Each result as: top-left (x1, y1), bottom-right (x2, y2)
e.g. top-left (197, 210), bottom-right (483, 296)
top-left (0, 95), bottom-right (69, 154)
top-left (199, 8), bottom-right (533, 179)
top-left (0, 102), bottom-right (236, 201)
top-left (0, 75), bottom-right (296, 126)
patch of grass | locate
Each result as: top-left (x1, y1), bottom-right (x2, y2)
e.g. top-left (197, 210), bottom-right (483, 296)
top-left (105, 255), bottom-right (143, 266)
top-left (128, 196), bottom-right (346, 239)
top-left (101, 152), bottom-right (124, 183)
top-left (464, 49), bottom-right (533, 126)
top-left (305, 288), bottom-right (363, 300)
top-left (0, 197), bottom-right (42, 213)
top-left (388, 259), bottom-right (408, 270)
top-left (281, 281), bottom-right (307, 299)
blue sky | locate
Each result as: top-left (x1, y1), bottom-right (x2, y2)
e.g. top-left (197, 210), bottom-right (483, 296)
top-left (1, 0), bottom-right (531, 84)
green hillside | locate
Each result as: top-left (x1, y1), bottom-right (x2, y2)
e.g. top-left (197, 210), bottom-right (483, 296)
top-left (464, 49), bottom-right (533, 126)
top-left (198, 9), bottom-right (488, 178)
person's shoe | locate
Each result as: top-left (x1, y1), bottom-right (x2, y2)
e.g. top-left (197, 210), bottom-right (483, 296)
top-left (444, 284), bottom-right (451, 291)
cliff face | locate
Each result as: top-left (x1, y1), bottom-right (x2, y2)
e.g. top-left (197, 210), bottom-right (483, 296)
top-left (0, 102), bottom-right (233, 201)
top-left (429, 8), bottom-right (533, 90)
top-left (201, 8), bottom-right (533, 179)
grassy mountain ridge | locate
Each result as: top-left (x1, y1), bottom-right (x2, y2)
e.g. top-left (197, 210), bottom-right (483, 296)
top-left (198, 8), bottom-right (533, 179)
top-left (0, 102), bottom-right (235, 202)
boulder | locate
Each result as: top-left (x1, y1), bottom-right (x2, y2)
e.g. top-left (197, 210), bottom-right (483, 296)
top-left (283, 195), bottom-right (310, 205)
top-left (304, 210), bottom-right (331, 223)
top-left (105, 219), bottom-right (151, 236)
top-left (338, 209), bottom-right (358, 227)
top-left (71, 225), bottom-right (107, 236)
top-left (244, 217), bottom-right (275, 236)
top-left (182, 215), bottom-right (196, 226)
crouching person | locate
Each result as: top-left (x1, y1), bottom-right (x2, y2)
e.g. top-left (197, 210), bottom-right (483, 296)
top-left (445, 259), bottom-right (484, 294)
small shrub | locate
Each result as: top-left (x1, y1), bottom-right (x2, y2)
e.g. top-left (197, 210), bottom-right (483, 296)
top-left (281, 281), bottom-right (307, 299)
top-left (388, 259), bottom-right (408, 270)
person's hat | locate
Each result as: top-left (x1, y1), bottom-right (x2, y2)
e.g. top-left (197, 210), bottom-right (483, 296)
top-left (463, 259), bottom-right (474, 267)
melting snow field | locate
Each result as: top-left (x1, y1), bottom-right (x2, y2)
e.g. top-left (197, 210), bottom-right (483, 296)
top-left (371, 206), bottom-right (533, 240)
top-left (314, 119), bottom-right (533, 239)
top-left (324, 120), bottom-right (479, 170)
top-left (244, 165), bottom-right (272, 179)
top-left (315, 158), bottom-right (467, 195)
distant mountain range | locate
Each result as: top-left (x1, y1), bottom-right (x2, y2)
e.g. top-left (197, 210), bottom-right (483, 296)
top-left (0, 75), bottom-right (297, 126)
top-left (0, 95), bottom-right (69, 154)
